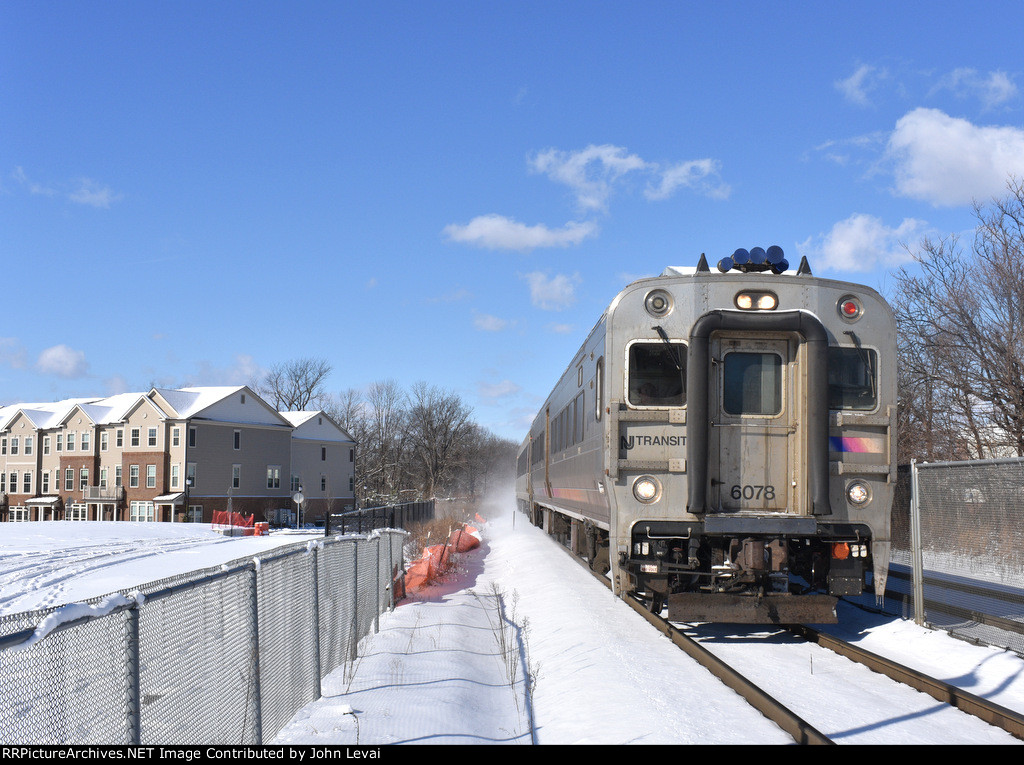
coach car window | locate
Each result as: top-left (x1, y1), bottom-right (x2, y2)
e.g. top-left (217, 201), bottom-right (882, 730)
top-left (723, 352), bottom-right (783, 416)
top-left (628, 343), bottom-right (686, 407)
top-left (828, 347), bottom-right (878, 411)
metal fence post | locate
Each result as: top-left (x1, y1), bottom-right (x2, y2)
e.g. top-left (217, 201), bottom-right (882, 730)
top-left (374, 536), bottom-right (381, 634)
top-left (125, 605), bottom-right (141, 745)
top-left (909, 459), bottom-right (925, 626)
top-left (249, 566), bottom-right (263, 745)
top-left (350, 539), bottom-right (359, 661)
top-left (310, 545), bottom-right (322, 701)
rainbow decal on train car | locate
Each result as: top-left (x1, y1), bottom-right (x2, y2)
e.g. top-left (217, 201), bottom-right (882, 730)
top-left (829, 436), bottom-right (885, 454)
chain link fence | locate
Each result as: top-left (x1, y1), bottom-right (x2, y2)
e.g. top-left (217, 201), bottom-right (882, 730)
top-left (0, 528), bottom-right (406, 745)
top-left (887, 458), bottom-right (1024, 656)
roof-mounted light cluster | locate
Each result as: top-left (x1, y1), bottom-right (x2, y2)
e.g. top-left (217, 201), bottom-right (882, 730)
top-left (717, 246), bottom-right (789, 274)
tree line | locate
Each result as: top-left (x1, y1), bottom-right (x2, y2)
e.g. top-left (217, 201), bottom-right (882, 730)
top-left (895, 178), bottom-right (1024, 462)
top-left (253, 363), bottom-right (518, 507)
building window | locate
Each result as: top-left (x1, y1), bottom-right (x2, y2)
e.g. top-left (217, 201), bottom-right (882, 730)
top-left (24, 437), bottom-right (32, 456)
top-left (291, 474), bottom-right (301, 492)
top-left (170, 464), bottom-right (179, 489)
top-left (80, 468), bottom-right (89, 490)
top-left (116, 429), bottom-right (123, 448)
top-left (9, 437), bottom-right (17, 456)
top-left (186, 463), bottom-right (196, 486)
top-left (188, 428), bottom-right (196, 447)
top-left (232, 464), bottom-right (241, 489)
top-left (65, 468), bottom-right (74, 492)
top-left (67, 504), bottom-right (88, 521)
top-left (172, 428), bottom-right (180, 447)
top-left (233, 430), bottom-right (240, 450)
top-left (67, 432), bottom-right (75, 451)
top-left (80, 432), bottom-right (89, 451)
top-left (320, 475), bottom-right (326, 491)
top-left (9, 506), bottom-right (29, 522)
top-left (266, 466), bottom-right (281, 489)
top-left (131, 428), bottom-right (140, 447)
top-left (56, 434), bottom-right (63, 452)
top-left (146, 465), bottom-right (156, 489)
top-left (130, 465), bottom-right (140, 488)
top-left (321, 446), bottom-right (327, 461)
top-left (23, 472), bottom-right (32, 494)
top-left (350, 449), bottom-right (354, 463)
top-left (42, 472), bottom-right (50, 494)
top-left (130, 501), bottom-right (155, 522)
top-left (100, 467), bottom-right (108, 490)
top-left (148, 428), bottom-right (157, 447)
top-left (101, 432), bottom-right (108, 451)
top-left (187, 505), bottom-right (203, 523)
top-left (115, 466), bottom-right (122, 487)
top-left (0, 437), bottom-right (6, 454)
top-left (349, 476), bottom-right (354, 491)
top-left (43, 436), bottom-right (50, 455)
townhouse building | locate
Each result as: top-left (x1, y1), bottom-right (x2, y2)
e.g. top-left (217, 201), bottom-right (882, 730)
top-left (0, 386), bottom-right (355, 526)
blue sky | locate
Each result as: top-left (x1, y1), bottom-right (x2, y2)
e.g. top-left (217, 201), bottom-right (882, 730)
top-left (3, 2), bottom-right (1024, 441)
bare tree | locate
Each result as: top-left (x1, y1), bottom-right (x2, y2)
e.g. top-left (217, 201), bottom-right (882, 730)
top-left (895, 178), bottom-right (1024, 460)
top-left (257, 357), bottom-right (333, 412)
top-left (406, 381), bottom-right (473, 498)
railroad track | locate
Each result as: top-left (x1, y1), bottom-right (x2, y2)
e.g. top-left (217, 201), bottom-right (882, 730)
top-left (566, 547), bottom-right (1024, 744)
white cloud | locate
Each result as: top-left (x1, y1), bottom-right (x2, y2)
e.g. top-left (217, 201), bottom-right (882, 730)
top-left (645, 159), bottom-right (730, 201)
top-left (548, 323), bottom-right (574, 334)
top-left (11, 166), bottom-right (56, 197)
top-left (529, 144), bottom-right (730, 210)
top-left (530, 144), bottom-right (651, 212)
top-left (194, 354), bottom-right (266, 386)
top-left (69, 178), bottom-right (121, 208)
top-left (36, 345), bottom-right (89, 378)
top-left (931, 68), bottom-right (1018, 110)
top-left (835, 64), bottom-right (887, 106)
top-left (473, 313), bottom-right (511, 332)
top-left (443, 214), bottom-right (598, 251)
top-left (886, 108), bottom-right (1024, 206)
top-left (800, 214), bottom-right (927, 273)
top-left (478, 379), bottom-right (522, 400)
top-left (522, 271), bottom-right (580, 311)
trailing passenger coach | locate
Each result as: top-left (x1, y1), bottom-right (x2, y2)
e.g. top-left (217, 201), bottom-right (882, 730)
top-left (515, 248), bottom-right (896, 623)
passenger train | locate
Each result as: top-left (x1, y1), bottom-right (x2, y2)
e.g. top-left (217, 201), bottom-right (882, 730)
top-left (515, 248), bottom-right (896, 623)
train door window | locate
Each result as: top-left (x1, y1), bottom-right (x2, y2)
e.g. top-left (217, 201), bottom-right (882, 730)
top-left (828, 347), bottom-right (877, 411)
top-left (627, 342), bottom-right (686, 407)
top-left (594, 358), bottom-right (604, 420)
top-left (723, 352), bottom-right (783, 416)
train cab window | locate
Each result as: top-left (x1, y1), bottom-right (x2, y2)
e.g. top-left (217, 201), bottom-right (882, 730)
top-left (828, 347), bottom-right (878, 411)
top-left (723, 352), bottom-right (782, 416)
top-left (627, 343), bottom-right (686, 407)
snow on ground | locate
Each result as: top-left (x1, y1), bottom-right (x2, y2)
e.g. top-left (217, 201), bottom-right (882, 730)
top-left (0, 521), bottom-right (320, 615)
top-left (4, 499), bottom-right (1024, 744)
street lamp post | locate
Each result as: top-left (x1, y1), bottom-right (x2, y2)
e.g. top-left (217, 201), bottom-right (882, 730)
top-left (184, 476), bottom-right (193, 523)
top-left (293, 487), bottom-right (304, 530)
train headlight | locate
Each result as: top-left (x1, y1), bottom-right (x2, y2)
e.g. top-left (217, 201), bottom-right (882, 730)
top-left (632, 475), bottom-right (662, 503)
top-left (645, 289), bottom-right (674, 318)
top-left (846, 481), bottom-right (870, 506)
top-left (735, 291), bottom-right (778, 310)
top-left (838, 295), bottom-right (863, 321)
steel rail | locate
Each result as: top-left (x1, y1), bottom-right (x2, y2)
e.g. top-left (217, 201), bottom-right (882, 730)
top-left (786, 623), bottom-right (1024, 741)
top-left (565, 550), bottom-right (834, 745)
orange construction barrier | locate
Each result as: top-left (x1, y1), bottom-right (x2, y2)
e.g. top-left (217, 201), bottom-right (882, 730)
top-left (404, 524), bottom-right (480, 592)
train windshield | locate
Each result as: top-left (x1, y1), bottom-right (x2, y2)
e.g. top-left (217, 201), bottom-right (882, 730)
top-left (828, 347), bottom-right (877, 410)
top-left (628, 343), bottom-right (686, 406)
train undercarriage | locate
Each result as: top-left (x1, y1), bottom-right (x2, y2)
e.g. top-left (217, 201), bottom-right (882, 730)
top-left (626, 521), bottom-right (871, 623)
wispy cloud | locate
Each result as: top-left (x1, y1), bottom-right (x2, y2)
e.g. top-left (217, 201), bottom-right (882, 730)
top-left (477, 379), bottom-right (522, 400)
top-left (11, 167), bottom-right (121, 208)
top-left (930, 68), bottom-right (1018, 110)
top-left (798, 213), bottom-right (928, 273)
top-left (473, 313), bottom-right (512, 332)
top-left (522, 271), bottom-right (580, 311)
top-left (835, 64), bottom-right (888, 107)
top-left (444, 214), bottom-right (598, 251)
